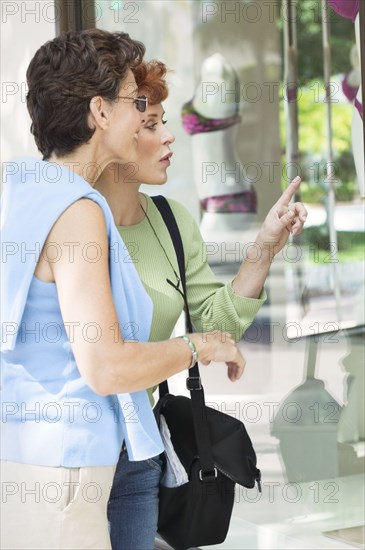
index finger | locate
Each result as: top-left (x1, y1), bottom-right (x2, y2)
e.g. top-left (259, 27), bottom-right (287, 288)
top-left (276, 176), bottom-right (301, 206)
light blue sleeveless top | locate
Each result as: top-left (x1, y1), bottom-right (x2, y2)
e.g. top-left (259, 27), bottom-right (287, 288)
top-left (1, 158), bottom-right (164, 466)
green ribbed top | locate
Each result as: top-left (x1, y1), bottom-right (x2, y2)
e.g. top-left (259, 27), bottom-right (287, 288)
top-left (118, 195), bottom-right (266, 403)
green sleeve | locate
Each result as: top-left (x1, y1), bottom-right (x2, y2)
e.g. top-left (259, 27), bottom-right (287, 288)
top-left (169, 200), bottom-right (267, 342)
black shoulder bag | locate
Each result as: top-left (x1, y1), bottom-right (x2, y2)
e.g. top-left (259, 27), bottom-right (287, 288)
top-left (152, 195), bottom-right (261, 550)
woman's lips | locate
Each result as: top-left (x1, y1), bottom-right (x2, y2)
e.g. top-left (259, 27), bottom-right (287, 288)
top-left (160, 152), bottom-right (172, 166)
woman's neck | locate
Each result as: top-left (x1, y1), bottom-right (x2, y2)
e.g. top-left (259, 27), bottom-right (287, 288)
top-left (49, 140), bottom-right (117, 186)
top-left (95, 169), bottom-right (146, 226)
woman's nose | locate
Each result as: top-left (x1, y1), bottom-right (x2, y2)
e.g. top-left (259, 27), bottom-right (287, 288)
top-left (163, 128), bottom-right (175, 145)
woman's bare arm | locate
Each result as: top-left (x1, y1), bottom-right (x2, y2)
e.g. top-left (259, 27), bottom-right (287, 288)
top-left (46, 199), bottom-right (244, 395)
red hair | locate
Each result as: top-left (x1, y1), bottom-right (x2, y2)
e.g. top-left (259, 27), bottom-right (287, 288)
top-left (133, 60), bottom-right (169, 105)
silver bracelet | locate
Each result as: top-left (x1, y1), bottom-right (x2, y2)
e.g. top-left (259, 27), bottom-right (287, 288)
top-left (181, 335), bottom-right (199, 369)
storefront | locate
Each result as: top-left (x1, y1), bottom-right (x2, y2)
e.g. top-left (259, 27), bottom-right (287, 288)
top-left (1, 1), bottom-right (364, 548)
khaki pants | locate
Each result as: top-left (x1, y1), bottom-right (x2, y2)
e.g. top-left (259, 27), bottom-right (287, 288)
top-left (1, 460), bottom-right (116, 550)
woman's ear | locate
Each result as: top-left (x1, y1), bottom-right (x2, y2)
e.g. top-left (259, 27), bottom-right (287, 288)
top-left (89, 96), bottom-right (112, 130)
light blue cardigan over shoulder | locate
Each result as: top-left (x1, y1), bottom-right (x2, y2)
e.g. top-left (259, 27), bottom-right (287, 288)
top-left (1, 158), bottom-right (163, 466)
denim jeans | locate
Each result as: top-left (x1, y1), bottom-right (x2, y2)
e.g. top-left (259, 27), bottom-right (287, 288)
top-left (108, 447), bottom-right (163, 550)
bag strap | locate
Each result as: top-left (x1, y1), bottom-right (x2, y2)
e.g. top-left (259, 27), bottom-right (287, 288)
top-left (152, 195), bottom-right (217, 479)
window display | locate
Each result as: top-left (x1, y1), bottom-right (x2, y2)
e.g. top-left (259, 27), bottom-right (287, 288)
top-left (95, 2), bottom-right (364, 548)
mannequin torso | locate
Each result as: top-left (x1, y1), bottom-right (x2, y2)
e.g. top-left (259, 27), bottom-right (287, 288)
top-left (182, 54), bottom-right (258, 253)
top-left (192, 126), bottom-right (251, 199)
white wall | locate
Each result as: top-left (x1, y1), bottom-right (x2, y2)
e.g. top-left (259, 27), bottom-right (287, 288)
top-left (1, 1), bottom-right (56, 165)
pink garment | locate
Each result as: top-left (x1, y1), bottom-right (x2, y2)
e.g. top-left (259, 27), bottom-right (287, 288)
top-left (181, 99), bottom-right (241, 135)
top-left (200, 188), bottom-right (257, 214)
top-left (354, 97), bottom-right (363, 119)
top-left (342, 74), bottom-right (363, 118)
top-left (328, 1), bottom-right (362, 118)
top-left (342, 72), bottom-right (360, 102)
top-left (327, 0), bottom-right (359, 22)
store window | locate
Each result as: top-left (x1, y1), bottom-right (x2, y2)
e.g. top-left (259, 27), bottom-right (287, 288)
top-left (81, 1), bottom-right (365, 548)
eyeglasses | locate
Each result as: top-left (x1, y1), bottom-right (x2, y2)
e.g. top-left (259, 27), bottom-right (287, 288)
top-left (117, 95), bottom-right (148, 113)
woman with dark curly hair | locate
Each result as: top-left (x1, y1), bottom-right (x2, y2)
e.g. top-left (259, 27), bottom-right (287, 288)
top-left (96, 60), bottom-right (307, 550)
top-left (1, 32), bottom-right (245, 550)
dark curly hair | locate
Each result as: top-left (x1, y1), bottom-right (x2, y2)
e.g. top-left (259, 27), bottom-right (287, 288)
top-left (133, 60), bottom-right (169, 105)
top-left (26, 29), bottom-right (145, 159)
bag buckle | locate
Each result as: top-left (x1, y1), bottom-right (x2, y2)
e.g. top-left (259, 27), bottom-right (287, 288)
top-left (199, 467), bottom-right (218, 482)
top-left (186, 376), bottom-right (202, 391)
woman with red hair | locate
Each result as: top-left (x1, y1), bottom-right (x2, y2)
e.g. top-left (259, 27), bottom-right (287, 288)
top-left (96, 60), bottom-right (307, 549)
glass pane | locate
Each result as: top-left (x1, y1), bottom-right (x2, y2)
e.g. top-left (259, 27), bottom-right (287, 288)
top-left (96, 2), bottom-right (365, 549)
